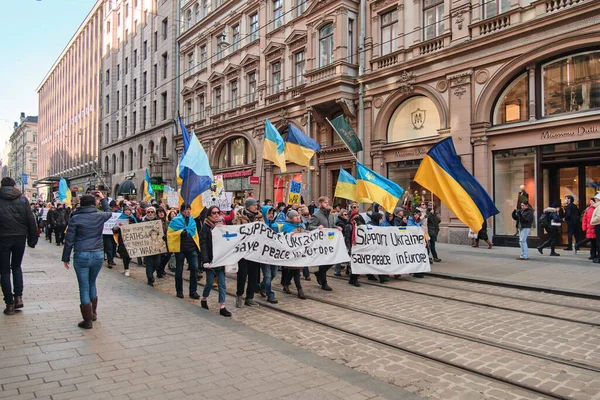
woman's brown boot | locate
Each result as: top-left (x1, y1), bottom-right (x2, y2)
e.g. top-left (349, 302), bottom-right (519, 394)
top-left (78, 304), bottom-right (93, 329)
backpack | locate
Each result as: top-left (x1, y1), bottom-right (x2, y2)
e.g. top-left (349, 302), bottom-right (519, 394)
top-left (55, 210), bottom-right (67, 226)
top-left (539, 212), bottom-right (549, 229)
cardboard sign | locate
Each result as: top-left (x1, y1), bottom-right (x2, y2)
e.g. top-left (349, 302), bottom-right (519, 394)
top-left (102, 213), bottom-right (123, 235)
top-left (288, 180), bottom-right (301, 205)
top-left (166, 191), bottom-right (179, 209)
top-left (119, 220), bottom-right (167, 257)
top-left (41, 208), bottom-right (50, 221)
top-left (203, 192), bottom-right (233, 211)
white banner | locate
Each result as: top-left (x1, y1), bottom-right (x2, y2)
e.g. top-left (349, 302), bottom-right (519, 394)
top-left (103, 213), bottom-right (123, 235)
top-left (41, 208), bottom-right (50, 221)
top-left (211, 222), bottom-right (350, 267)
top-left (166, 191), bottom-right (179, 208)
top-left (351, 226), bottom-right (431, 275)
top-left (119, 220), bottom-right (167, 257)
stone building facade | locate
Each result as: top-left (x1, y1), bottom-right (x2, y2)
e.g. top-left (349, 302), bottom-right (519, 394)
top-left (179, 0), bottom-right (599, 245)
top-left (8, 114), bottom-right (38, 200)
top-left (99, 0), bottom-right (179, 199)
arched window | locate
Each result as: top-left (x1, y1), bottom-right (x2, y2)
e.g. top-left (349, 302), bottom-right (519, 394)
top-left (319, 24), bottom-right (334, 67)
top-left (138, 144), bottom-right (144, 169)
top-left (387, 96), bottom-right (441, 142)
top-left (217, 136), bottom-right (255, 169)
top-left (493, 73), bottom-right (528, 125)
top-left (186, 10), bottom-right (192, 30)
top-left (128, 148), bottom-right (133, 171)
top-left (149, 140), bottom-right (155, 155)
top-left (112, 154), bottom-right (117, 174)
top-left (194, 3), bottom-right (200, 23)
top-left (119, 151), bottom-right (125, 173)
top-left (104, 156), bottom-right (109, 172)
top-left (160, 137), bottom-right (168, 158)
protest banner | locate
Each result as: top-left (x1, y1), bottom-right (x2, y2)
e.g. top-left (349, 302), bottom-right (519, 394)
top-left (119, 220), bottom-right (167, 257)
top-left (102, 213), bottom-right (123, 235)
top-left (53, 191), bottom-right (59, 202)
top-left (166, 191), bottom-right (179, 208)
top-left (41, 208), bottom-right (50, 221)
top-left (211, 222), bottom-right (349, 267)
top-left (202, 192), bottom-right (233, 211)
top-left (351, 225), bottom-right (431, 275)
top-left (288, 180), bottom-right (301, 205)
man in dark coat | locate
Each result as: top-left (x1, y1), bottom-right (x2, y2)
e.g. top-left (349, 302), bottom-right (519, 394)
top-left (53, 203), bottom-right (68, 246)
top-left (307, 196), bottom-right (336, 291)
top-left (427, 203), bottom-right (441, 262)
top-left (564, 195), bottom-right (579, 251)
top-left (0, 177), bottom-right (38, 315)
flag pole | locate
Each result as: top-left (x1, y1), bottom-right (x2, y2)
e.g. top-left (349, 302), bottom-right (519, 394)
top-left (326, 117), bottom-right (360, 164)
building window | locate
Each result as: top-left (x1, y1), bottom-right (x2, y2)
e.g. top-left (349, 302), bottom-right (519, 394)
top-left (161, 92), bottom-right (168, 120)
top-left (124, 115), bottom-right (128, 137)
top-left (198, 95), bottom-right (205, 120)
top-left (162, 18), bottom-right (168, 40)
top-left (143, 71), bottom-right (147, 94)
top-left (484, 0), bottom-right (511, 19)
top-left (117, 64), bottom-right (120, 80)
top-left (218, 137), bottom-right (255, 168)
top-left (194, 4), bottom-right (200, 22)
top-left (133, 49), bottom-right (138, 68)
top-left (230, 80), bottom-right (238, 108)
top-left (186, 10), bottom-right (192, 30)
top-left (249, 13), bottom-right (259, 42)
top-left (232, 24), bottom-right (240, 51)
top-left (143, 106), bottom-right (147, 130)
top-left (143, 40), bottom-right (148, 59)
top-left (202, 0), bottom-right (209, 18)
top-left (214, 87), bottom-right (222, 114)
top-left (380, 10), bottom-right (397, 56)
top-left (128, 148), bottom-right (133, 171)
top-left (162, 52), bottom-right (168, 78)
top-left (125, 57), bottom-right (129, 74)
top-left (161, 137), bottom-right (167, 158)
top-left (118, 12), bottom-right (121, 27)
top-left (423, 0), bottom-right (444, 41)
top-left (348, 18), bottom-right (355, 63)
top-left (124, 85), bottom-right (128, 103)
top-left (105, 95), bottom-right (110, 115)
top-left (185, 100), bottom-right (192, 123)
top-left (106, 69), bottom-right (110, 85)
top-left (133, 20), bottom-right (138, 35)
top-left (133, 111), bottom-right (137, 133)
top-left (106, 21), bottom-right (111, 33)
top-left (543, 51), bottom-right (600, 116)
top-left (215, 0), bottom-right (222, 8)
top-left (247, 71), bottom-right (257, 102)
top-left (199, 45), bottom-right (207, 69)
top-left (216, 33), bottom-right (226, 61)
top-left (138, 145), bottom-right (144, 169)
top-left (105, 123), bottom-right (109, 144)
top-left (119, 151), bottom-right (124, 173)
top-left (154, 31), bottom-right (158, 51)
top-left (273, 0), bottom-right (283, 29)
top-left (125, 3), bottom-right (129, 18)
top-left (271, 61), bottom-right (281, 94)
top-left (387, 95), bottom-right (441, 143)
top-left (117, 90), bottom-right (120, 108)
top-left (493, 73), bottom-right (528, 125)
top-left (295, 0), bottom-right (307, 17)
top-left (133, 78), bottom-right (137, 99)
top-left (153, 100), bottom-right (157, 124)
top-left (294, 51), bottom-right (305, 86)
top-left (32, 134), bottom-right (36, 143)
top-left (125, 29), bottom-right (129, 42)
top-left (116, 120), bottom-right (120, 140)
top-left (188, 52), bottom-right (194, 75)
top-left (153, 64), bottom-right (158, 87)
top-left (319, 24), bottom-right (334, 67)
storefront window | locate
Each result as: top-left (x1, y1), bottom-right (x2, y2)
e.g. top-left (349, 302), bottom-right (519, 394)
top-left (273, 173), bottom-right (302, 204)
top-left (231, 138), bottom-right (246, 166)
top-left (493, 73), bottom-right (528, 125)
top-left (217, 137), bottom-right (255, 169)
top-left (586, 165), bottom-right (600, 201)
top-left (387, 96), bottom-right (440, 143)
top-left (543, 51), bottom-right (600, 116)
top-left (388, 161), bottom-right (441, 211)
top-left (493, 148), bottom-right (536, 236)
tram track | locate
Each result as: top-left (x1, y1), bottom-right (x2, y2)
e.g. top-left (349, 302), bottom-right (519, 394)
top-left (161, 269), bottom-right (600, 400)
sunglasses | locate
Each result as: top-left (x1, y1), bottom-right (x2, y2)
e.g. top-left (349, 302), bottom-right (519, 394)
top-left (351, 205), bottom-right (358, 209)
top-left (146, 211), bottom-right (155, 214)
top-left (302, 213), bottom-right (309, 217)
top-left (341, 213), bottom-right (348, 216)
top-left (211, 211), bottom-right (220, 215)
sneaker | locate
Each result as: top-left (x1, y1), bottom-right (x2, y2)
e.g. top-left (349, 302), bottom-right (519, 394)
top-left (550, 252), bottom-right (561, 256)
top-left (259, 288), bottom-right (266, 298)
top-left (321, 284), bottom-right (333, 291)
top-left (516, 257), bottom-right (529, 261)
top-left (124, 270), bottom-right (130, 277)
top-left (537, 247), bottom-right (543, 255)
top-left (220, 308), bottom-right (232, 317)
top-left (433, 258), bottom-right (442, 262)
top-left (267, 296), bottom-right (278, 304)
top-left (236, 295), bottom-right (243, 308)
top-left (201, 300), bottom-right (209, 310)
top-left (176, 292), bottom-right (184, 299)
top-left (245, 299), bottom-right (260, 307)
top-left (189, 292), bottom-right (200, 300)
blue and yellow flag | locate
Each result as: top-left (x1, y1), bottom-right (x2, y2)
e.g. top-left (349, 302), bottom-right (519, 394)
top-left (414, 137), bottom-right (499, 232)
top-left (284, 124), bottom-right (321, 167)
top-left (178, 117), bottom-right (213, 218)
top-left (143, 169), bottom-right (154, 201)
top-left (356, 163), bottom-right (404, 214)
top-left (263, 119), bottom-right (287, 172)
top-left (167, 213), bottom-right (200, 253)
top-left (58, 177), bottom-right (72, 205)
top-left (334, 168), bottom-right (357, 202)
top-left (176, 116), bottom-right (192, 186)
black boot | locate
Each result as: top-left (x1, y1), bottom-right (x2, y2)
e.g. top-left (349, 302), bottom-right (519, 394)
top-left (78, 304), bottom-right (93, 329)
top-left (14, 295), bottom-right (23, 309)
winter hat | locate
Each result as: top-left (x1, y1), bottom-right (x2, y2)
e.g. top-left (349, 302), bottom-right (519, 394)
top-left (286, 209), bottom-right (299, 219)
top-left (140, 201), bottom-right (149, 209)
top-left (245, 198), bottom-right (258, 208)
top-left (80, 194), bottom-right (96, 207)
top-left (146, 206), bottom-right (157, 213)
top-left (109, 200), bottom-right (118, 208)
top-left (595, 193), bottom-right (600, 200)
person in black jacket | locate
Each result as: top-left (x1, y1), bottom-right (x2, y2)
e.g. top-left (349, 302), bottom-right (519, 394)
top-left (537, 202), bottom-right (562, 256)
top-left (200, 205), bottom-right (231, 317)
top-left (427, 203), bottom-right (441, 262)
top-left (343, 210), bottom-right (364, 287)
top-left (564, 195), bottom-right (580, 251)
top-left (333, 210), bottom-right (349, 276)
top-left (53, 203), bottom-right (68, 246)
top-left (46, 205), bottom-right (56, 243)
top-left (61, 191), bottom-right (113, 328)
top-left (513, 200), bottom-right (534, 260)
top-left (0, 177), bottom-right (38, 315)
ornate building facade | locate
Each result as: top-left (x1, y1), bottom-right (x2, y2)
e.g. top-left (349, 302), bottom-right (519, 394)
top-left (179, 0), bottom-right (599, 245)
top-left (8, 114), bottom-right (38, 200)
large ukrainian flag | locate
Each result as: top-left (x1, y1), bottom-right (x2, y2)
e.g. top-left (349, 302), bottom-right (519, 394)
top-left (58, 177), bottom-right (72, 205)
top-left (356, 163), bottom-right (404, 213)
top-left (334, 168), bottom-right (357, 202)
top-left (263, 119), bottom-right (287, 172)
top-left (143, 169), bottom-right (154, 201)
top-left (414, 137), bottom-right (499, 233)
top-left (167, 213), bottom-right (200, 253)
top-left (284, 124), bottom-right (321, 167)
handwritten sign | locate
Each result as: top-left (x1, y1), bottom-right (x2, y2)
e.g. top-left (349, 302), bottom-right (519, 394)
top-left (119, 220), bottom-right (167, 257)
top-left (166, 191), bottom-right (179, 209)
top-left (41, 208), bottom-right (50, 221)
top-left (103, 213), bottom-right (123, 235)
top-left (288, 181), bottom-right (301, 205)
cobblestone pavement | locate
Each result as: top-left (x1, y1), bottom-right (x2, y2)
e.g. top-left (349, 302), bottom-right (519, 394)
top-left (0, 240), bottom-right (413, 400)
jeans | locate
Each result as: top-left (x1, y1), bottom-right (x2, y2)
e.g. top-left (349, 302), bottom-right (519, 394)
top-left (144, 254), bottom-right (161, 283)
top-left (236, 258), bottom-right (259, 299)
top-left (260, 265), bottom-right (277, 297)
top-left (202, 267), bottom-right (226, 303)
top-left (73, 251), bottom-right (104, 305)
top-left (519, 228), bottom-right (530, 259)
top-left (103, 235), bottom-right (115, 264)
top-left (0, 236), bottom-right (26, 305)
top-left (45, 225), bottom-right (53, 242)
top-left (175, 251), bottom-right (198, 294)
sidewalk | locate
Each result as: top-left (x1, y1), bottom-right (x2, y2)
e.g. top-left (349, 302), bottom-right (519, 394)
top-left (0, 241), bottom-right (415, 400)
top-left (431, 242), bottom-right (600, 297)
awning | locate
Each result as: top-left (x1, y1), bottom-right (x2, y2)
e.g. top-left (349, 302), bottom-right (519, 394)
top-left (116, 180), bottom-right (137, 195)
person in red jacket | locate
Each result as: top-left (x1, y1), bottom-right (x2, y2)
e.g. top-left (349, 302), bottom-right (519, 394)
top-left (575, 197), bottom-right (597, 260)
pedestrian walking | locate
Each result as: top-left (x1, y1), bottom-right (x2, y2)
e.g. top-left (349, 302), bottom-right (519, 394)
top-left (113, 206), bottom-right (137, 277)
top-left (307, 196), bottom-right (337, 291)
top-left (61, 191), bottom-right (113, 328)
top-left (537, 202), bottom-right (562, 256)
top-left (279, 210), bottom-right (307, 299)
top-left (140, 207), bottom-right (163, 286)
top-left (472, 220), bottom-right (493, 249)
top-left (513, 200), bottom-right (534, 260)
top-left (427, 203), bottom-right (442, 262)
top-left (589, 194), bottom-right (600, 263)
top-left (564, 195), bottom-right (580, 251)
top-left (0, 177), bottom-right (38, 315)
top-left (200, 205), bottom-right (232, 316)
top-left (575, 198), bottom-right (598, 260)
top-left (233, 198), bottom-right (263, 307)
top-left (103, 200), bottom-right (120, 269)
top-left (343, 210), bottom-right (364, 287)
top-left (167, 203), bottom-right (201, 299)
top-left (53, 203), bottom-right (68, 246)
top-left (259, 205), bottom-right (279, 304)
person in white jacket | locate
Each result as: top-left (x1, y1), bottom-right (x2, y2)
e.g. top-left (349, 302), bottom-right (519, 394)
top-left (589, 193), bottom-right (600, 263)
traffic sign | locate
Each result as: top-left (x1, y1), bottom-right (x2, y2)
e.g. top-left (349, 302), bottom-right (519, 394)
top-left (21, 174), bottom-right (28, 184)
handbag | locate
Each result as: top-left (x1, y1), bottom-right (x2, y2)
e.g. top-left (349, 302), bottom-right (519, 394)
top-left (467, 229), bottom-right (478, 239)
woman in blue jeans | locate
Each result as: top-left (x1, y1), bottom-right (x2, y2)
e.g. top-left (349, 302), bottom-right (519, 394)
top-left (199, 206), bottom-right (231, 317)
top-left (62, 192), bottom-right (113, 329)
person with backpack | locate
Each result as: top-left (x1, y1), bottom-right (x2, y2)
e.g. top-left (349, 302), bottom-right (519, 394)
top-left (537, 201), bottom-right (562, 256)
top-left (513, 200), bottom-right (534, 260)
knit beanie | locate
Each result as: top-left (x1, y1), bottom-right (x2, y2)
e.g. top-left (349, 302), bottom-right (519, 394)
top-left (245, 198), bottom-right (258, 208)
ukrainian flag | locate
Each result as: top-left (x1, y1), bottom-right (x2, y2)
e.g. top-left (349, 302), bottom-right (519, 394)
top-left (167, 213), bottom-right (200, 253)
top-left (143, 169), bottom-right (154, 201)
top-left (356, 163), bottom-right (404, 214)
top-left (414, 137), bottom-right (499, 233)
top-left (334, 168), bottom-right (357, 202)
top-left (284, 124), bottom-right (321, 167)
top-left (58, 177), bottom-right (72, 205)
top-left (176, 116), bottom-right (192, 186)
top-left (263, 119), bottom-right (287, 172)
top-left (177, 117), bottom-right (213, 218)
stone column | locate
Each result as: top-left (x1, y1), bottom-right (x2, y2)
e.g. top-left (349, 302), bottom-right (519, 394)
top-left (265, 163), bottom-right (273, 201)
top-left (413, 0), bottom-right (421, 45)
top-left (446, 69), bottom-right (474, 161)
top-left (527, 64), bottom-right (536, 121)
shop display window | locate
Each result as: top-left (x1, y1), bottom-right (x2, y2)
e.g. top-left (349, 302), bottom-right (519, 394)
top-left (493, 148), bottom-right (536, 236)
top-left (388, 161), bottom-right (441, 211)
top-left (273, 173), bottom-right (303, 204)
top-left (217, 136), bottom-right (255, 169)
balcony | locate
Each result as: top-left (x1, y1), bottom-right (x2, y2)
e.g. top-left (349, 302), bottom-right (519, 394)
top-left (371, 50), bottom-right (403, 71)
top-left (543, 0), bottom-right (586, 13)
top-left (304, 61), bottom-right (358, 85)
top-left (470, 8), bottom-right (520, 38)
